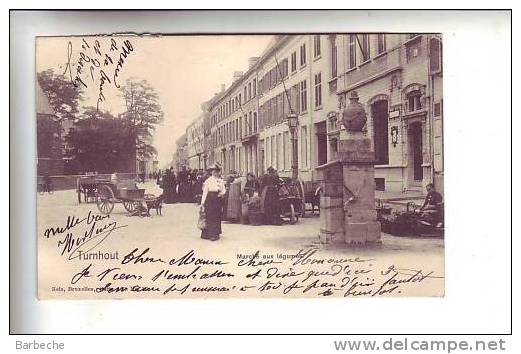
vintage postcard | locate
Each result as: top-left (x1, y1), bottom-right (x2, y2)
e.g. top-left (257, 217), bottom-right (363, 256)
top-left (36, 33), bottom-right (444, 299)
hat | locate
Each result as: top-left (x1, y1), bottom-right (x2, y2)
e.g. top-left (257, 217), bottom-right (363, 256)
top-left (207, 163), bottom-right (221, 172)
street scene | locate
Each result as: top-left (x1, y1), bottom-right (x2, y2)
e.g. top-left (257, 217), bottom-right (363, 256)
top-left (36, 33), bottom-right (444, 298)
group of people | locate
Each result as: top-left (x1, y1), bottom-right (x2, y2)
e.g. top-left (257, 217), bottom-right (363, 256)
top-left (158, 167), bottom-right (208, 204)
top-left (198, 164), bottom-right (285, 241)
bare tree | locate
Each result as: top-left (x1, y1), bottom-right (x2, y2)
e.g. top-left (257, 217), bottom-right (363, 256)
top-left (120, 79), bottom-right (164, 159)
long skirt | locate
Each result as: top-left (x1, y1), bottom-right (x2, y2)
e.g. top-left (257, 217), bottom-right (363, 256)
top-left (226, 181), bottom-right (242, 222)
top-left (263, 186), bottom-right (282, 225)
top-left (201, 192), bottom-right (222, 240)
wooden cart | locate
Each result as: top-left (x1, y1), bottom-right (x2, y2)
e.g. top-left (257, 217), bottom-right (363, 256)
top-left (277, 178), bottom-right (305, 224)
top-left (96, 181), bottom-right (151, 215)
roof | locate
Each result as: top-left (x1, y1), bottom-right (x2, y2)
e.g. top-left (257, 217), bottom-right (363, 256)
top-left (36, 82), bottom-right (55, 116)
top-left (207, 35), bottom-right (290, 111)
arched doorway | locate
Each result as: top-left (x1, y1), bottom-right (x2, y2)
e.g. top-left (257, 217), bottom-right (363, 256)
top-left (408, 121), bottom-right (423, 183)
top-left (371, 100), bottom-right (389, 165)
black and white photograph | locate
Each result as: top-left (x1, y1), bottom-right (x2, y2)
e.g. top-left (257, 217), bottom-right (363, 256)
top-left (36, 32), bottom-right (445, 299)
top-left (9, 9), bottom-right (513, 342)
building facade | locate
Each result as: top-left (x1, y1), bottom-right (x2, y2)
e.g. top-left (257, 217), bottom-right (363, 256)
top-left (330, 33), bottom-right (443, 193)
top-left (179, 34), bottom-right (443, 194)
top-left (186, 114), bottom-right (205, 170)
top-left (173, 133), bottom-right (188, 171)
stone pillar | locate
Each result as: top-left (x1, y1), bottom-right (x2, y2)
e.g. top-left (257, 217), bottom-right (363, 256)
top-left (338, 132), bottom-right (381, 245)
top-left (317, 91), bottom-right (381, 246)
top-left (316, 161), bottom-right (344, 244)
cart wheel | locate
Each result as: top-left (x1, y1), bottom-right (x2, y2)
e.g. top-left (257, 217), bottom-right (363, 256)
top-left (289, 203), bottom-right (297, 224)
top-left (96, 184), bottom-right (115, 215)
top-left (123, 201), bottom-right (140, 213)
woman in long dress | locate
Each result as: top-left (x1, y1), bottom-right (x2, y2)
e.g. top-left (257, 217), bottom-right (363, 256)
top-left (200, 164), bottom-right (226, 241)
top-left (261, 167), bottom-right (283, 225)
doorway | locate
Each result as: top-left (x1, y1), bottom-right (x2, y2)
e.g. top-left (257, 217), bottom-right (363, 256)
top-left (371, 100), bottom-right (389, 165)
top-left (409, 122), bottom-right (423, 182)
top-left (315, 121), bottom-right (327, 166)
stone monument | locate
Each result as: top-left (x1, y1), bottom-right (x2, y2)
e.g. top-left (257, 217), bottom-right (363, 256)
top-left (317, 91), bottom-right (381, 245)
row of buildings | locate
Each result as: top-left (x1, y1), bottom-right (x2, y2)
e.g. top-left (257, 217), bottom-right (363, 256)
top-left (175, 34), bottom-right (443, 194)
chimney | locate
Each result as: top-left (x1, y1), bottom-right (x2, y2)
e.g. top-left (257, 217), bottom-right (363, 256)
top-left (232, 71), bottom-right (243, 83)
top-left (248, 57), bottom-right (260, 69)
top-left (220, 84), bottom-right (226, 93)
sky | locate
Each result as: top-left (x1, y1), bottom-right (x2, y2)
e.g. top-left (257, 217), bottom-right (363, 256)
top-left (36, 35), bottom-right (273, 166)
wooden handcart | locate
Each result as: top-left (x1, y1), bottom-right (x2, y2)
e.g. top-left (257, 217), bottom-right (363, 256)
top-left (276, 178), bottom-right (305, 224)
top-left (95, 181), bottom-right (157, 216)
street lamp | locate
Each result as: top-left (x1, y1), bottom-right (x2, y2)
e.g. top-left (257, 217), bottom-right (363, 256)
top-left (286, 113), bottom-right (299, 181)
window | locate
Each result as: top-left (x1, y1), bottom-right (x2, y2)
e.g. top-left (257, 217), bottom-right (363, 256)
top-left (291, 83), bottom-right (300, 114)
top-left (406, 42), bottom-right (421, 62)
top-left (238, 94), bottom-right (241, 107)
top-left (266, 136), bottom-right (271, 167)
top-left (313, 35), bottom-right (321, 57)
top-left (377, 34), bottom-right (386, 54)
top-left (248, 112), bottom-right (252, 135)
top-left (277, 134), bottom-right (282, 170)
top-left (283, 131), bottom-right (289, 170)
top-left (244, 87), bottom-right (247, 102)
top-left (239, 116), bottom-right (243, 138)
top-left (248, 83), bottom-right (252, 100)
top-left (430, 37), bottom-right (442, 72)
top-left (314, 73), bottom-right (322, 108)
top-left (271, 135), bottom-right (276, 170)
top-left (300, 44), bottom-right (306, 66)
top-left (253, 79), bottom-right (257, 97)
top-left (291, 51), bottom-right (297, 72)
top-left (253, 112), bottom-right (258, 132)
top-left (331, 40), bottom-right (337, 78)
top-left (280, 58), bottom-right (289, 78)
top-left (301, 125), bottom-right (308, 168)
top-left (434, 102), bottom-right (442, 117)
top-left (375, 178), bottom-right (385, 191)
top-left (300, 80), bottom-right (307, 112)
top-left (349, 35), bottom-right (357, 68)
top-left (361, 34), bottom-right (370, 62)
top-left (407, 90), bottom-right (422, 112)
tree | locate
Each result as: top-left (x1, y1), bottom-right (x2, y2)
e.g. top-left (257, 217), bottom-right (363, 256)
top-left (65, 115), bottom-right (136, 174)
top-left (81, 106), bottom-right (117, 121)
top-left (120, 79), bottom-right (164, 160)
top-left (37, 69), bottom-right (83, 121)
